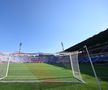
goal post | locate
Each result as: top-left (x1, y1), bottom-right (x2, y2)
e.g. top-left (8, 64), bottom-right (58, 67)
top-left (59, 51), bottom-right (85, 83)
top-left (69, 52), bottom-right (84, 83)
top-left (0, 52), bottom-right (10, 80)
top-left (84, 45), bottom-right (101, 90)
top-left (0, 51), bottom-right (85, 83)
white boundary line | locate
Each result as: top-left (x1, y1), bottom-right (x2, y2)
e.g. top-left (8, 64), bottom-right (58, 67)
top-left (0, 80), bottom-right (84, 83)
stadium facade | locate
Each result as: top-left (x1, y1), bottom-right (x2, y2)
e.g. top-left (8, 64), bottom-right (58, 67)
top-left (0, 52), bottom-right (68, 65)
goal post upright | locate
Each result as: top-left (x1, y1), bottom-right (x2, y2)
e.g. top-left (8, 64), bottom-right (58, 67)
top-left (0, 53), bottom-right (11, 80)
top-left (69, 53), bottom-right (75, 78)
top-left (84, 45), bottom-right (101, 90)
top-left (5, 53), bottom-right (11, 77)
top-left (59, 51), bottom-right (85, 83)
top-left (69, 52), bottom-right (85, 83)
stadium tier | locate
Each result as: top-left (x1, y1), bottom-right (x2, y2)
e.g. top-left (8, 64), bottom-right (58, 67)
top-left (64, 28), bottom-right (108, 63)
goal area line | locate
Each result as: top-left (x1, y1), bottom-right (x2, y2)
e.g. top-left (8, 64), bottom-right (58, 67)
top-left (0, 80), bottom-right (84, 83)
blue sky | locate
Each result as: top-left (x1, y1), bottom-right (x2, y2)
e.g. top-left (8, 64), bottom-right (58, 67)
top-left (0, 0), bottom-right (108, 53)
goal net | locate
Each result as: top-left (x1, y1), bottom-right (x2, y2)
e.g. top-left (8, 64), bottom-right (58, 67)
top-left (60, 52), bottom-right (84, 83)
top-left (0, 52), bottom-right (84, 83)
top-left (69, 52), bottom-right (84, 82)
top-left (0, 52), bottom-right (10, 80)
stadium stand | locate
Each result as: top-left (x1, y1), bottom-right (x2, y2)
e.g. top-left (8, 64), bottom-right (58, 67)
top-left (8, 28), bottom-right (108, 64)
top-left (64, 28), bottom-right (108, 63)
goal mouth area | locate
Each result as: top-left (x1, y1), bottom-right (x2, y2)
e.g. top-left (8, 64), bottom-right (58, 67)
top-left (0, 75), bottom-right (84, 83)
top-left (0, 80), bottom-right (84, 83)
top-left (0, 52), bottom-right (85, 83)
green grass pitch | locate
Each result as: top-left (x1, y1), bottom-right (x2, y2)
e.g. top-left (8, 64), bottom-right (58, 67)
top-left (3, 63), bottom-right (78, 82)
top-left (0, 63), bottom-right (108, 90)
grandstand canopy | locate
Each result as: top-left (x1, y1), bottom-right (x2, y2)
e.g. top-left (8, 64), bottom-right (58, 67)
top-left (64, 28), bottom-right (108, 52)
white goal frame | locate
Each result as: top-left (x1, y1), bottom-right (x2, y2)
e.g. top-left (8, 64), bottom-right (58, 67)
top-left (0, 52), bottom-right (85, 83)
top-left (59, 51), bottom-right (85, 83)
top-left (0, 53), bottom-right (11, 80)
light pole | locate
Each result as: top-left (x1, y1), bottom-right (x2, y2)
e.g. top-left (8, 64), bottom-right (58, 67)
top-left (19, 42), bottom-right (22, 54)
top-left (61, 42), bottom-right (64, 51)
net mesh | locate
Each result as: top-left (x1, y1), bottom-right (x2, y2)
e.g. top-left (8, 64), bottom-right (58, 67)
top-left (0, 52), bottom-right (84, 83)
top-left (69, 52), bottom-right (84, 82)
top-left (0, 52), bottom-right (9, 79)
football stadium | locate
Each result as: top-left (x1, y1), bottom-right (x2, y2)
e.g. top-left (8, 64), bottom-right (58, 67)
top-left (0, 29), bottom-right (108, 90)
top-left (0, 0), bottom-right (108, 90)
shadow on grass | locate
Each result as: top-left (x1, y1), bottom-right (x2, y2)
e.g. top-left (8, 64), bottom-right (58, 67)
top-left (79, 63), bottom-right (108, 82)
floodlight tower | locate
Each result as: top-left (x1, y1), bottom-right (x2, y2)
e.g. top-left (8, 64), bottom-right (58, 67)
top-left (19, 42), bottom-right (22, 54)
top-left (61, 42), bottom-right (64, 51)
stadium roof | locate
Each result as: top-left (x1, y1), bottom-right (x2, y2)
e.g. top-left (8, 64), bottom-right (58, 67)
top-left (64, 28), bottom-right (108, 52)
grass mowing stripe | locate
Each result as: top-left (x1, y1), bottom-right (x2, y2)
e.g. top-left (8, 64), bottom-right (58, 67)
top-left (1, 63), bottom-right (78, 82)
top-left (0, 64), bottom-right (108, 90)
top-left (26, 63), bottom-right (78, 82)
top-left (4, 63), bottom-right (38, 81)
